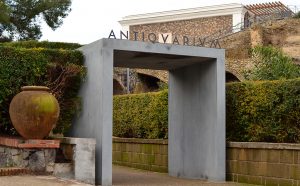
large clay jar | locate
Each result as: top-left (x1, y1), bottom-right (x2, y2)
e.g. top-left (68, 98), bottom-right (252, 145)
top-left (9, 86), bottom-right (60, 139)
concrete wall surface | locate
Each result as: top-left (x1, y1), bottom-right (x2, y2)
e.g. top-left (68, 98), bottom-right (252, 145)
top-left (58, 137), bottom-right (96, 185)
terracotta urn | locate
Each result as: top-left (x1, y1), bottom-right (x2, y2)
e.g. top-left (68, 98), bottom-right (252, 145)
top-left (9, 86), bottom-right (60, 139)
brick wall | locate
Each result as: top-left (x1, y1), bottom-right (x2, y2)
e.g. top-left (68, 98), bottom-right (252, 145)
top-left (112, 138), bottom-right (300, 185)
top-left (130, 15), bottom-right (232, 45)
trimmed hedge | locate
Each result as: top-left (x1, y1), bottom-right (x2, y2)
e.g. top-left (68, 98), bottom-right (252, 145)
top-left (113, 90), bottom-right (168, 139)
top-left (113, 78), bottom-right (300, 143)
top-left (226, 78), bottom-right (300, 143)
top-left (0, 43), bottom-right (84, 135)
top-left (0, 40), bottom-right (82, 50)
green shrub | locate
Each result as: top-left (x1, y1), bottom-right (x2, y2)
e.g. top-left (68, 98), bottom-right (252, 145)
top-left (113, 78), bottom-right (300, 142)
top-left (113, 90), bottom-right (168, 139)
top-left (245, 46), bottom-right (300, 80)
top-left (293, 11), bottom-right (300, 18)
top-left (0, 44), bottom-right (84, 135)
top-left (0, 40), bottom-right (82, 50)
top-left (226, 78), bottom-right (300, 143)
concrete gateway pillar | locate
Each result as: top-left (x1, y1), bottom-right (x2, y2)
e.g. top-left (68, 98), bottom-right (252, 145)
top-left (70, 39), bottom-right (225, 185)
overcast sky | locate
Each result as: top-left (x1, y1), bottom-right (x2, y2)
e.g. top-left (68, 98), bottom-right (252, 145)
top-left (40, 0), bottom-right (300, 44)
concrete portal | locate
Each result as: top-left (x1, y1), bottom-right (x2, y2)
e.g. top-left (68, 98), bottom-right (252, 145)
top-left (69, 39), bottom-right (225, 185)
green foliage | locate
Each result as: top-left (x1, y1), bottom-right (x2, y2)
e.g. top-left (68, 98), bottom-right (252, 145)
top-left (113, 79), bottom-right (300, 142)
top-left (293, 11), bottom-right (300, 18)
top-left (0, 0), bottom-right (10, 24)
top-left (0, 0), bottom-right (71, 41)
top-left (0, 40), bottom-right (82, 50)
top-left (0, 41), bottom-right (84, 135)
top-left (226, 79), bottom-right (300, 143)
top-left (113, 90), bottom-right (168, 139)
top-left (245, 46), bottom-right (300, 80)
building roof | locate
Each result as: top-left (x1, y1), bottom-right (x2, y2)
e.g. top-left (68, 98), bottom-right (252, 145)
top-left (119, 3), bottom-right (245, 26)
top-left (245, 1), bottom-right (293, 16)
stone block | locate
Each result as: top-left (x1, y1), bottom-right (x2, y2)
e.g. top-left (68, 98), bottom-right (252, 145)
top-left (10, 148), bottom-right (20, 156)
top-left (126, 144), bottom-right (133, 152)
top-left (256, 162), bottom-right (267, 176)
top-left (161, 155), bottom-right (168, 167)
top-left (121, 152), bottom-right (130, 162)
top-left (290, 165), bottom-right (300, 180)
top-left (252, 149), bottom-right (262, 162)
top-left (46, 162), bottom-right (55, 173)
top-left (73, 142), bottom-right (95, 185)
top-left (0, 153), bottom-right (8, 167)
top-left (21, 159), bottom-right (29, 168)
top-left (132, 144), bottom-right (141, 153)
top-left (237, 174), bottom-right (249, 183)
top-left (22, 150), bottom-right (30, 160)
top-left (54, 163), bottom-right (74, 179)
top-left (280, 150), bottom-right (294, 164)
top-left (227, 160), bottom-right (237, 173)
top-left (237, 161), bottom-right (249, 174)
top-left (112, 143), bottom-right (117, 151)
top-left (234, 174), bottom-right (239, 182)
top-left (227, 148), bottom-right (238, 160)
top-left (226, 173), bottom-right (233, 181)
top-left (12, 154), bottom-right (23, 166)
top-left (114, 143), bottom-right (121, 151)
top-left (121, 143), bottom-right (126, 152)
top-left (267, 163), bottom-right (290, 178)
top-left (238, 149), bottom-right (252, 161)
top-left (113, 151), bottom-right (121, 161)
top-left (294, 151), bottom-right (300, 164)
top-left (152, 144), bottom-right (160, 154)
top-left (147, 154), bottom-right (155, 165)
top-left (154, 154), bottom-right (162, 166)
top-left (151, 165), bottom-right (167, 172)
top-left (277, 179), bottom-right (294, 186)
top-left (160, 145), bottom-right (167, 155)
top-left (248, 162), bottom-right (260, 176)
top-left (131, 153), bottom-right (141, 163)
top-left (141, 144), bottom-right (153, 154)
top-left (44, 149), bottom-right (56, 163)
top-left (0, 146), bottom-right (5, 153)
top-left (247, 162), bottom-right (268, 176)
top-left (29, 151), bottom-right (46, 172)
top-left (140, 154), bottom-right (148, 164)
top-left (247, 175), bottom-right (262, 185)
top-left (265, 177), bottom-right (279, 186)
top-left (262, 150), bottom-right (280, 163)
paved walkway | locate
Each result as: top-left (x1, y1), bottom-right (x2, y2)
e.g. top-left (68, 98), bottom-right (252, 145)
top-left (112, 165), bottom-right (255, 186)
top-left (0, 175), bottom-right (91, 186)
top-left (0, 165), bottom-right (256, 186)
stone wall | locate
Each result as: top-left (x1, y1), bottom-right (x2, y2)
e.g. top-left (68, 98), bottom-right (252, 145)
top-left (227, 142), bottom-right (300, 186)
top-left (112, 138), bottom-right (300, 185)
top-left (130, 15), bottom-right (232, 45)
top-left (113, 137), bottom-right (168, 172)
top-left (0, 146), bottom-right (56, 172)
top-left (0, 136), bottom-right (95, 185)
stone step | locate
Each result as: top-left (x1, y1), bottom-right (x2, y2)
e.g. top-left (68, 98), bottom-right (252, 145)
top-left (0, 167), bottom-right (30, 176)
